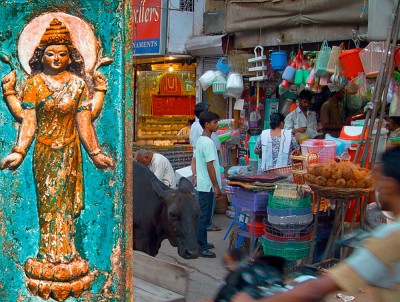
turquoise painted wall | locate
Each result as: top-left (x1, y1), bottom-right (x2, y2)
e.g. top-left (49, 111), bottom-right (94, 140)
top-left (0, 1), bottom-right (129, 301)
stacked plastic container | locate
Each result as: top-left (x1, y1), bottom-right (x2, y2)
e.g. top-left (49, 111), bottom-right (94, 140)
top-left (262, 184), bottom-right (313, 264)
top-left (228, 187), bottom-right (270, 254)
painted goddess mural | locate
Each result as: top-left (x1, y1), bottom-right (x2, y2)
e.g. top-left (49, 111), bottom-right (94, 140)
top-left (1, 17), bottom-right (114, 300)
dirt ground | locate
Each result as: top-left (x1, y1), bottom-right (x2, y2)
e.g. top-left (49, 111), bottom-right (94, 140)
top-left (157, 213), bottom-right (376, 302)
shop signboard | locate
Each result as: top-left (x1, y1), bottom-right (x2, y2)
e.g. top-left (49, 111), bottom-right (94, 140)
top-left (132, 0), bottom-right (168, 55)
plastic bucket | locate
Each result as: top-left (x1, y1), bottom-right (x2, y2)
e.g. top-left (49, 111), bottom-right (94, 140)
top-left (246, 222), bottom-right (265, 236)
top-left (248, 135), bottom-right (259, 159)
top-left (294, 69), bottom-right (304, 85)
top-left (306, 69), bottom-right (316, 85)
top-left (339, 49), bottom-right (364, 80)
top-left (302, 69), bottom-right (310, 85)
top-left (395, 46), bottom-right (400, 69)
top-left (347, 143), bottom-right (370, 165)
top-left (282, 65), bottom-right (296, 82)
top-left (270, 52), bottom-right (287, 71)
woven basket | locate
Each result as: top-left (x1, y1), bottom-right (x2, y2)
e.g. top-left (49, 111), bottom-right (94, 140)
top-left (228, 50), bottom-right (253, 74)
top-left (308, 184), bottom-right (372, 199)
top-left (215, 194), bottom-right (229, 214)
top-left (267, 163), bottom-right (303, 176)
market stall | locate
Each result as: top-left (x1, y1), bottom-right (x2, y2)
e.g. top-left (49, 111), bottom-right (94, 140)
top-left (223, 150), bottom-right (375, 270)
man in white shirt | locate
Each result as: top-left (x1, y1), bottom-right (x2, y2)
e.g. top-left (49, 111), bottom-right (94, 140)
top-left (284, 89), bottom-right (322, 140)
top-left (135, 149), bottom-right (176, 189)
top-left (190, 102), bottom-right (221, 151)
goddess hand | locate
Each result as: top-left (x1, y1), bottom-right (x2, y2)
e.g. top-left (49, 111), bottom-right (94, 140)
top-left (2, 70), bottom-right (16, 92)
top-left (91, 152), bottom-right (115, 170)
top-left (1, 152), bottom-right (24, 170)
top-left (93, 71), bottom-right (107, 89)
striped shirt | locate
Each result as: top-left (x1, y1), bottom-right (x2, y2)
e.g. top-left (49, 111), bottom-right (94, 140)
top-left (329, 220), bottom-right (400, 302)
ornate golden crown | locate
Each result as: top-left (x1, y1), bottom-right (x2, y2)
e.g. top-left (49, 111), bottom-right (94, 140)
top-left (39, 18), bottom-right (72, 47)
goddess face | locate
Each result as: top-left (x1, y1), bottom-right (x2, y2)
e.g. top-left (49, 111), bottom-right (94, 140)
top-left (41, 45), bottom-right (71, 73)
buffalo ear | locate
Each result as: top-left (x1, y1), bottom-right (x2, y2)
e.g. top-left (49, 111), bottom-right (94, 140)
top-left (151, 178), bottom-right (171, 203)
top-left (178, 177), bottom-right (194, 192)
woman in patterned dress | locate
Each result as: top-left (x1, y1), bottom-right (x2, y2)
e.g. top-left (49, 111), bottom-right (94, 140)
top-left (254, 113), bottom-right (299, 173)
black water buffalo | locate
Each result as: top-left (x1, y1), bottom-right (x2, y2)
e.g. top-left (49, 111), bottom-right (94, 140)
top-left (133, 161), bottom-right (200, 259)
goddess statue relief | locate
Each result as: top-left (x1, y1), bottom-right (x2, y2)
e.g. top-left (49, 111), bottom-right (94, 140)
top-left (1, 17), bottom-right (115, 301)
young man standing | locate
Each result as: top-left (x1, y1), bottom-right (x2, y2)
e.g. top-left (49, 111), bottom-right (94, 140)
top-left (190, 102), bottom-right (222, 232)
top-left (194, 111), bottom-right (222, 258)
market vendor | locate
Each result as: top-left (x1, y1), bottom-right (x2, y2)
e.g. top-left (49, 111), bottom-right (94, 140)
top-left (320, 88), bottom-right (346, 137)
top-left (387, 115), bottom-right (400, 138)
top-left (231, 146), bottom-right (400, 302)
top-left (254, 113), bottom-right (299, 172)
top-left (284, 89), bottom-right (323, 141)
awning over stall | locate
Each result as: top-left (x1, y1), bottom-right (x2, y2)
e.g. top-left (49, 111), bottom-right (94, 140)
top-left (225, 0), bottom-right (368, 47)
top-left (185, 34), bottom-right (230, 56)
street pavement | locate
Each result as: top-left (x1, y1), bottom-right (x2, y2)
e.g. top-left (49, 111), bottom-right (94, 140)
top-left (157, 213), bottom-right (375, 302)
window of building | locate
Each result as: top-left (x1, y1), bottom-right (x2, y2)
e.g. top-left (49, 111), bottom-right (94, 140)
top-left (180, 0), bottom-right (194, 12)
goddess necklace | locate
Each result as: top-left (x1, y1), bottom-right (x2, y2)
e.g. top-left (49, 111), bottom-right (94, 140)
top-left (40, 72), bottom-right (71, 93)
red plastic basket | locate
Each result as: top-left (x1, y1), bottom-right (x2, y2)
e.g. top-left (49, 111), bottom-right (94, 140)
top-left (264, 223), bottom-right (314, 242)
top-left (246, 221), bottom-right (265, 236)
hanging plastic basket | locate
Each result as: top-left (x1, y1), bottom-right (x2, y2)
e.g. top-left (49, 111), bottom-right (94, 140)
top-left (199, 70), bottom-right (216, 91)
top-left (216, 57), bottom-right (231, 74)
top-left (226, 72), bottom-right (244, 95)
top-left (326, 43), bottom-right (344, 75)
top-left (212, 81), bottom-right (227, 94)
top-left (315, 40), bottom-right (331, 76)
top-left (359, 41), bottom-right (385, 78)
top-left (339, 48), bottom-right (364, 80)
